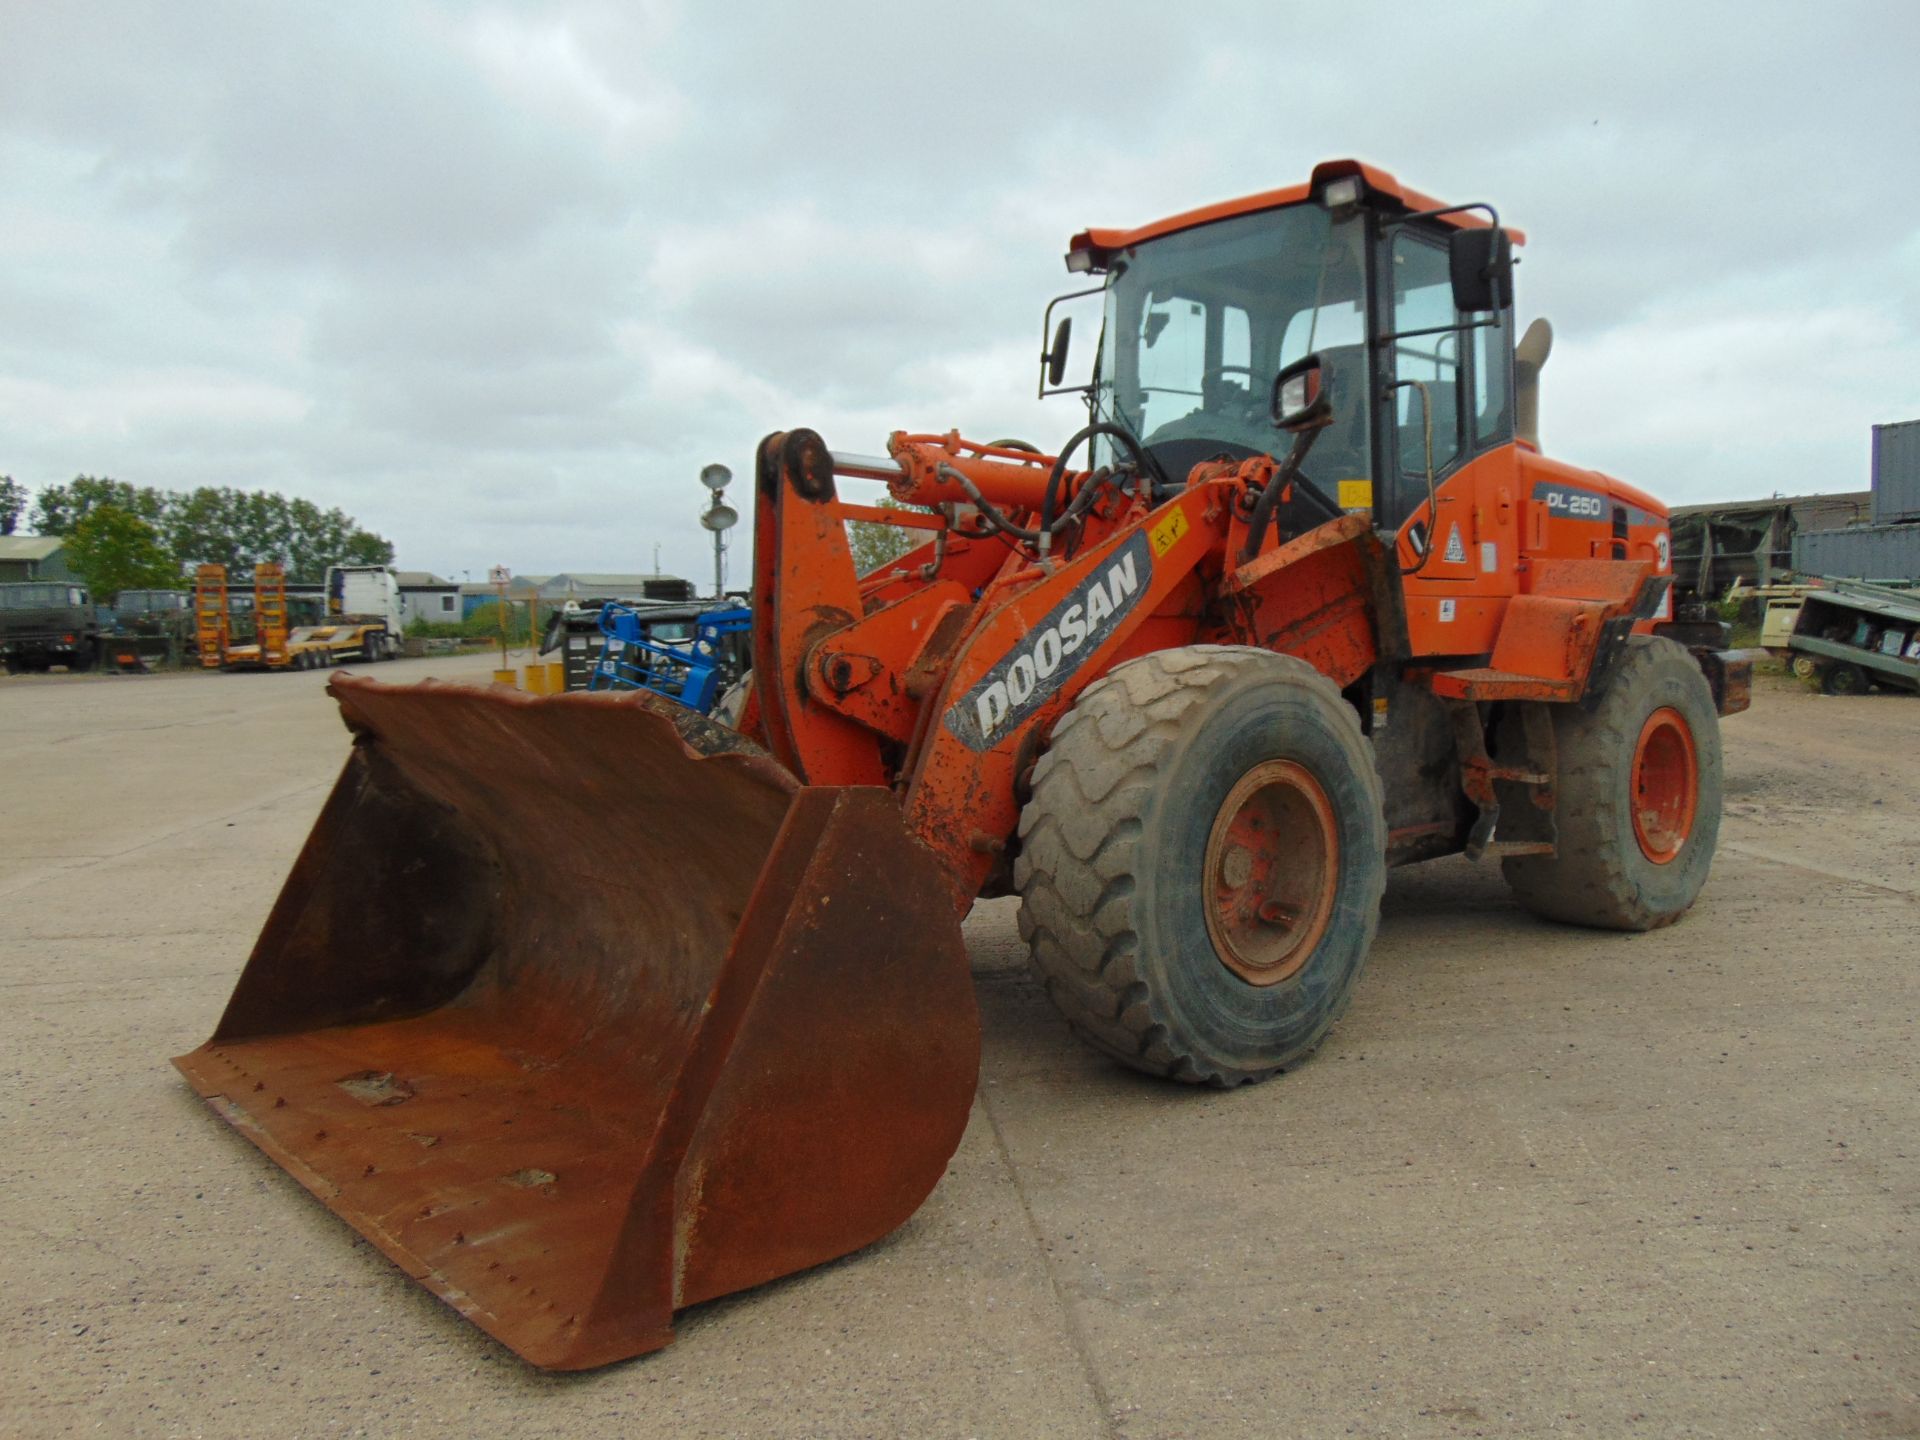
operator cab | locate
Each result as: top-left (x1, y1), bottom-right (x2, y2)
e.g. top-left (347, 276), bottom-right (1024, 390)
top-left (1053, 161), bottom-right (1518, 539)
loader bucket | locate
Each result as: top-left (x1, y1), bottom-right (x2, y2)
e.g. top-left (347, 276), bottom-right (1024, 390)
top-left (172, 677), bottom-right (979, 1370)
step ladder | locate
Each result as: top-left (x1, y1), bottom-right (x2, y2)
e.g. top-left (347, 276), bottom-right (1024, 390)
top-left (1447, 700), bottom-right (1558, 861)
top-left (193, 565), bottom-right (229, 669)
top-left (254, 563), bottom-right (289, 666)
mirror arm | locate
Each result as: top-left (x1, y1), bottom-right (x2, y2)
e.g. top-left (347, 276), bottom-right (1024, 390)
top-left (1038, 283), bottom-right (1107, 399)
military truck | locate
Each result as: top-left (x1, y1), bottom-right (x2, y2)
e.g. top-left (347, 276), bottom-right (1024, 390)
top-left (0, 581), bottom-right (100, 673)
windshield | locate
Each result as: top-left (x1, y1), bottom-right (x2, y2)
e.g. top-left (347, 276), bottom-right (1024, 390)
top-left (1094, 204), bottom-right (1370, 485)
top-left (0, 583), bottom-right (81, 609)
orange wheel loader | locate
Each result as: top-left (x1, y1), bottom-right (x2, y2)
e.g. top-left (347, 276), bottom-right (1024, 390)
top-left (174, 159), bottom-right (1754, 1369)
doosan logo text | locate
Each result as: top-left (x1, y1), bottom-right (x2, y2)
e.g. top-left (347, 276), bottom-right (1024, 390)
top-left (947, 532), bottom-right (1151, 751)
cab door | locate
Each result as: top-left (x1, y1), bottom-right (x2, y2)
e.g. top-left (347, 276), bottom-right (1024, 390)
top-left (1375, 224), bottom-right (1520, 658)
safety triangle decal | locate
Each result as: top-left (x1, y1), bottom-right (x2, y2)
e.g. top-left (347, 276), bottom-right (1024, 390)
top-left (1443, 523), bottom-right (1466, 564)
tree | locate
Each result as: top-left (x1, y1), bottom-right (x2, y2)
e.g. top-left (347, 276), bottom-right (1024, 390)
top-left (847, 497), bottom-right (922, 576)
top-left (64, 505), bottom-right (182, 600)
top-left (30, 476), bottom-right (168, 536)
top-left (27, 473), bottom-right (395, 583)
top-left (340, 528), bottom-right (396, 567)
top-left (163, 485), bottom-right (395, 581)
top-left (0, 477), bottom-right (23, 536)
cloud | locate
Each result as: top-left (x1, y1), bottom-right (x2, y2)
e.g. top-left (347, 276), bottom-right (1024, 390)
top-left (1, 0), bottom-right (1917, 583)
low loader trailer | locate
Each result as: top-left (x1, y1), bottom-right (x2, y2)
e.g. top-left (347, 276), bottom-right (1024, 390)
top-left (201, 562), bottom-right (401, 671)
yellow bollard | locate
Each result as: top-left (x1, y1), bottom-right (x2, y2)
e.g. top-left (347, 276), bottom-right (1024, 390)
top-left (546, 661), bottom-right (565, 692)
top-left (523, 663), bottom-right (550, 695)
top-left (493, 668), bottom-right (518, 688)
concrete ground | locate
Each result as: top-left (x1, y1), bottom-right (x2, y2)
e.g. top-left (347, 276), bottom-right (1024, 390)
top-left (1, 655), bottom-right (1914, 1439)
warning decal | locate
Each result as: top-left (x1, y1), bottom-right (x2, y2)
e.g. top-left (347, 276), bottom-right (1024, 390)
top-left (1443, 523), bottom-right (1467, 564)
top-left (1149, 507), bottom-right (1188, 557)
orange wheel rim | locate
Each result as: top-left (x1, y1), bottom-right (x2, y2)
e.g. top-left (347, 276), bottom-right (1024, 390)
top-left (1630, 706), bottom-right (1698, 864)
top-left (1202, 760), bottom-right (1339, 986)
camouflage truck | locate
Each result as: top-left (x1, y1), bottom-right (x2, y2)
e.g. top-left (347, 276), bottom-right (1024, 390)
top-left (0, 581), bottom-right (101, 673)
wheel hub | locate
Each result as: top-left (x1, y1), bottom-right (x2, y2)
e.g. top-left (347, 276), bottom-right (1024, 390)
top-left (1630, 706), bottom-right (1698, 864)
top-left (1202, 760), bottom-right (1338, 986)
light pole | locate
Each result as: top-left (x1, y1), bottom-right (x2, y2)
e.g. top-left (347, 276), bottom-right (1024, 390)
top-left (699, 463), bottom-right (737, 600)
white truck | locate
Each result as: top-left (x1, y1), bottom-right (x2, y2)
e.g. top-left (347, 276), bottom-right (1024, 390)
top-left (308, 564), bottom-right (404, 664)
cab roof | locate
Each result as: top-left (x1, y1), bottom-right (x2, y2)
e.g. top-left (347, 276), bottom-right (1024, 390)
top-left (1068, 158), bottom-right (1526, 270)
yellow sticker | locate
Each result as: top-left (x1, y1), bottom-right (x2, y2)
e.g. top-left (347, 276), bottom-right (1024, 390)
top-left (1337, 478), bottom-right (1373, 512)
top-left (1149, 508), bottom-right (1189, 557)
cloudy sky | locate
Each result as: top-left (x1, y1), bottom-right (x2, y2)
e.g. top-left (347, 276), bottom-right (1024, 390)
top-left (4, 1), bottom-right (1917, 584)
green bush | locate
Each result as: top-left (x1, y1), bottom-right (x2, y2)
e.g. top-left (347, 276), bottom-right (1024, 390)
top-left (407, 601), bottom-right (543, 644)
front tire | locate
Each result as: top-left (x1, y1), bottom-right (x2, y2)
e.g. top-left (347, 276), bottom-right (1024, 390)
top-left (1502, 636), bottom-right (1722, 931)
top-left (1014, 645), bottom-right (1387, 1087)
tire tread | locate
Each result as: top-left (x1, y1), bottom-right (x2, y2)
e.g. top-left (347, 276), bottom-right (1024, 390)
top-left (1014, 645), bottom-right (1385, 1087)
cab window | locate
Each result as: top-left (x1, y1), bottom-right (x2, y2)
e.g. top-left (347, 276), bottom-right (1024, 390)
top-left (1389, 232), bottom-right (1463, 479)
top-left (1473, 311), bottom-right (1512, 446)
top-left (1279, 299), bottom-right (1364, 363)
top-left (1133, 296), bottom-right (1208, 412)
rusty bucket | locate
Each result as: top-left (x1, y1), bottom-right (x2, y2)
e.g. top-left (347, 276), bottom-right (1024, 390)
top-left (173, 677), bottom-right (979, 1370)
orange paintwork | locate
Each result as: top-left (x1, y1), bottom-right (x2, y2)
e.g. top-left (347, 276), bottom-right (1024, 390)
top-left (1070, 157), bottom-right (1525, 264)
top-left (745, 165), bottom-right (1681, 909)
top-left (753, 400), bottom-right (1672, 904)
top-left (750, 430), bottom-right (889, 787)
top-left (810, 580), bottom-right (975, 744)
top-left (1430, 559), bottom-right (1652, 703)
top-left (753, 431), bottom-right (1390, 905)
top-left (1631, 707), bottom-right (1700, 863)
top-left (885, 430), bottom-right (1073, 511)
top-left (1393, 446), bottom-right (1673, 660)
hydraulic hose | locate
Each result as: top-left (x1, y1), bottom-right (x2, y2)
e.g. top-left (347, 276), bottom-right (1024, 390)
top-left (1040, 423), bottom-right (1150, 550)
top-left (935, 461), bottom-right (1112, 547)
top-left (1238, 429), bottom-right (1340, 562)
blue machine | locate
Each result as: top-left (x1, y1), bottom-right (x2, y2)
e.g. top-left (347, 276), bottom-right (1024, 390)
top-left (587, 601), bottom-right (753, 714)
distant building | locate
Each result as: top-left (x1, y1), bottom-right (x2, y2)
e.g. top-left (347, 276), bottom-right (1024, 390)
top-left (394, 570), bottom-right (462, 627)
top-left (536, 573), bottom-right (694, 603)
top-left (459, 575), bottom-right (549, 619)
top-left (0, 536), bottom-right (79, 584)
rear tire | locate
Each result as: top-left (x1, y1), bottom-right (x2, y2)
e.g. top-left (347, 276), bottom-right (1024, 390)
top-left (1502, 636), bottom-right (1722, 931)
top-left (1014, 645), bottom-right (1386, 1087)
top-left (1820, 661), bottom-right (1866, 696)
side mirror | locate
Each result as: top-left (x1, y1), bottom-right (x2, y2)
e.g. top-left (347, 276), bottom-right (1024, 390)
top-left (1448, 227), bottom-right (1513, 312)
top-left (1046, 316), bottom-right (1072, 388)
top-left (1271, 354), bottom-right (1333, 432)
